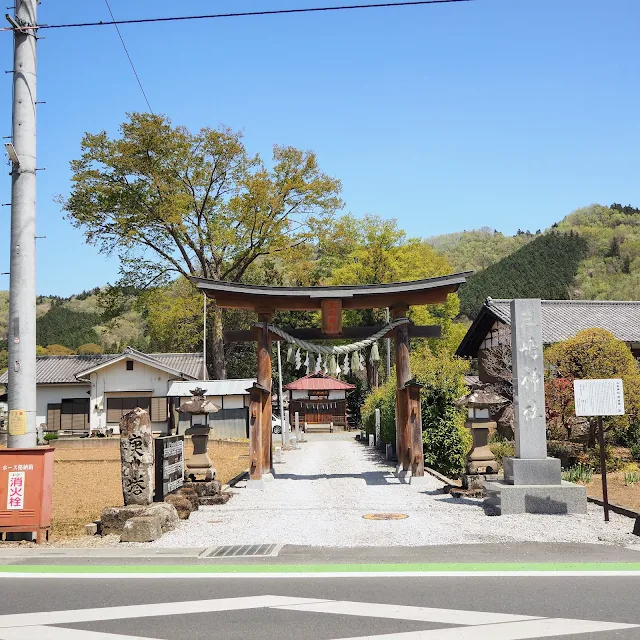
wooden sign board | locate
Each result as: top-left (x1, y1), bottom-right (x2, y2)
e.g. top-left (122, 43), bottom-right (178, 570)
top-left (321, 299), bottom-right (342, 335)
top-left (573, 379), bottom-right (625, 417)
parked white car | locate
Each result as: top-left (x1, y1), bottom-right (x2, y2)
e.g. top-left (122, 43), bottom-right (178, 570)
top-left (272, 414), bottom-right (283, 434)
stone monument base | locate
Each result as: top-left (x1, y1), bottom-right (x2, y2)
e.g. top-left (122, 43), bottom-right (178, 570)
top-left (484, 480), bottom-right (587, 515)
top-left (503, 457), bottom-right (561, 485)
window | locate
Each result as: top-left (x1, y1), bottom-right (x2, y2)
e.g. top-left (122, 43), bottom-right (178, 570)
top-left (48, 398), bottom-right (89, 431)
top-left (126, 360), bottom-right (134, 371)
top-left (106, 397), bottom-right (151, 423)
top-left (150, 396), bottom-right (168, 422)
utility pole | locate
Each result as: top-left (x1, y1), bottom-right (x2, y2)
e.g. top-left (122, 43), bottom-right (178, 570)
top-left (7, 0), bottom-right (38, 448)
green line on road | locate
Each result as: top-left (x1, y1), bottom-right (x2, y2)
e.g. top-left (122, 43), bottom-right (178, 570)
top-left (1, 563), bottom-right (640, 574)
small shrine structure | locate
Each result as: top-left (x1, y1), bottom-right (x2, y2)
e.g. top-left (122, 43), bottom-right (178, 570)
top-left (284, 373), bottom-right (355, 431)
top-left (191, 273), bottom-right (470, 484)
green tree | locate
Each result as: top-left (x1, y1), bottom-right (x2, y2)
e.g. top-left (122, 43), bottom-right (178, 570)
top-left (76, 343), bottom-right (104, 355)
top-left (61, 113), bottom-right (343, 378)
top-left (44, 344), bottom-right (75, 356)
top-left (545, 329), bottom-right (640, 446)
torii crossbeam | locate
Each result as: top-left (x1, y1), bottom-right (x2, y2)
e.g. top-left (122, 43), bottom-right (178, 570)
top-left (191, 272), bottom-right (471, 484)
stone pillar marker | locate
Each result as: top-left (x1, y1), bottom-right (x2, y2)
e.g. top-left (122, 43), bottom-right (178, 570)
top-left (512, 298), bottom-right (547, 460)
top-left (484, 299), bottom-right (587, 515)
top-left (120, 407), bottom-right (154, 506)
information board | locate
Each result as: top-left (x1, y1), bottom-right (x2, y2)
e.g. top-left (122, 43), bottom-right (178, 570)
top-left (573, 379), bottom-right (625, 417)
top-left (8, 410), bottom-right (26, 436)
top-left (154, 435), bottom-right (184, 501)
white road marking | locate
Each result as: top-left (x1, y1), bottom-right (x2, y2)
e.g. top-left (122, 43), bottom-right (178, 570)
top-left (0, 627), bottom-right (149, 640)
top-left (279, 600), bottom-right (541, 625)
top-left (0, 594), bottom-right (635, 640)
top-left (1, 570), bottom-right (640, 578)
top-left (0, 595), bottom-right (328, 628)
top-left (336, 618), bottom-right (640, 639)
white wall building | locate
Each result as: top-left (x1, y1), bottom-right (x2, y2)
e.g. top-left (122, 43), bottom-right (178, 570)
top-left (0, 347), bottom-right (204, 435)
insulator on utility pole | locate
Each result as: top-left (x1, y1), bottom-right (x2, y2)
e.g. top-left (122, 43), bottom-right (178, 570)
top-left (7, 0), bottom-right (38, 448)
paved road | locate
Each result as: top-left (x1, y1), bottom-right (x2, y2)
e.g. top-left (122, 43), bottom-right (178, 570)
top-left (0, 570), bottom-right (639, 639)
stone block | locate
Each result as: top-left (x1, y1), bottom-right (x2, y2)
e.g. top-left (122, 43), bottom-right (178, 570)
top-left (386, 444), bottom-right (394, 461)
top-left (164, 494), bottom-right (192, 520)
top-left (199, 493), bottom-right (232, 506)
top-left (141, 502), bottom-right (180, 532)
top-left (182, 480), bottom-right (222, 497)
top-left (484, 480), bottom-right (587, 515)
top-left (503, 457), bottom-right (561, 485)
top-left (120, 516), bottom-right (162, 543)
top-left (100, 505), bottom-right (147, 535)
top-left (84, 522), bottom-right (98, 536)
top-left (119, 407), bottom-right (154, 506)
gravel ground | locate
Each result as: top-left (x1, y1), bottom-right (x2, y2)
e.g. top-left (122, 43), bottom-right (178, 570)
top-left (148, 435), bottom-right (637, 549)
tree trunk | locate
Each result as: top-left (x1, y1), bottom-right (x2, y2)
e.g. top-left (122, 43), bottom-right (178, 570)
top-left (210, 304), bottom-right (226, 380)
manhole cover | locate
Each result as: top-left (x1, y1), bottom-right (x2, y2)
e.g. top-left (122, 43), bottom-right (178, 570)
top-left (362, 513), bottom-right (408, 520)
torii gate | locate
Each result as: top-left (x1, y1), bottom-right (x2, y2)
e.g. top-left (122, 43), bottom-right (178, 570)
top-left (191, 273), bottom-right (470, 484)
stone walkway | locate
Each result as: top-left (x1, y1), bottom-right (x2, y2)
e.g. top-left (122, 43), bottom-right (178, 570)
top-left (149, 434), bottom-right (637, 548)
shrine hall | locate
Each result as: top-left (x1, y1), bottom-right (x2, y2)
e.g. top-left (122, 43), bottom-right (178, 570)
top-left (191, 272), bottom-right (470, 485)
top-left (284, 373), bottom-right (355, 432)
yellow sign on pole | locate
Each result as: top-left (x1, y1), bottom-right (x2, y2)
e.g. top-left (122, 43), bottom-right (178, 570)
top-left (8, 410), bottom-right (27, 436)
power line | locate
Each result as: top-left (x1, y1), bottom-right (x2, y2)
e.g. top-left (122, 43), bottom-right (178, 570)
top-left (1, 0), bottom-right (472, 31)
top-left (103, 0), bottom-right (153, 113)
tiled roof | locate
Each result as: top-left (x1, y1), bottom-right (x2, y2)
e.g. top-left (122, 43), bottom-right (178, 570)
top-left (283, 373), bottom-right (355, 391)
top-left (0, 349), bottom-right (203, 385)
top-left (487, 298), bottom-right (640, 344)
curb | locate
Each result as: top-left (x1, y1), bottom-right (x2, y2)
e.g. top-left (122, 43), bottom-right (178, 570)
top-left (587, 496), bottom-right (640, 520)
top-left (222, 469), bottom-right (249, 492)
top-left (424, 467), bottom-right (458, 486)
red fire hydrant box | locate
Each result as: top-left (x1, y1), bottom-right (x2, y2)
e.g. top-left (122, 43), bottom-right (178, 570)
top-left (0, 448), bottom-right (55, 544)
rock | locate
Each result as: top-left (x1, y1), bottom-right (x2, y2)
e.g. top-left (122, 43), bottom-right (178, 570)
top-left (164, 494), bottom-right (192, 520)
top-left (141, 502), bottom-right (180, 533)
top-left (101, 502), bottom-right (179, 535)
top-left (176, 487), bottom-right (199, 511)
top-left (198, 493), bottom-right (232, 506)
top-left (183, 480), bottom-right (222, 497)
top-left (119, 407), bottom-right (154, 506)
top-left (101, 505), bottom-right (147, 535)
top-left (120, 516), bottom-right (162, 543)
top-left (84, 523), bottom-right (98, 536)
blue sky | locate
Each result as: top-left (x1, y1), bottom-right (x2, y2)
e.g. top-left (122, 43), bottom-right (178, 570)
top-left (0, 0), bottom-right (639, 295)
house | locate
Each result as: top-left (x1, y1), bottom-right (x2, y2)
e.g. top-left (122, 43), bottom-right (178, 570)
top-left (167, 378), bottom-right (255, 439)
top-left (456, 298), bottom-right (640, 382)
top-left (283, 373), bottom-right (355, 431)
top-left (0, 347), bottom-right (204, 435)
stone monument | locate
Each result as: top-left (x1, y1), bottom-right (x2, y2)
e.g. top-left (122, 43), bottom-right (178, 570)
top-left (120, 407), bottom-right (154, 505)
top-left (484, 299), bottom-right (587, 514)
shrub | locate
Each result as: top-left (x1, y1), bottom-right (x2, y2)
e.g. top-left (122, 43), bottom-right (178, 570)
top-left (562, 464), bottom-right (593, 484)
top-left (582, 444), bottom-right (625, 473)
top-left (631, 442), bottom-right (640, 462)
top-left (44, 432), bottom-right (58, 441)
top-left (624, 471), bottom-right (640, 485)
top-left (489, 439), bottom-right (515, 469)
top-left (414, 347), bottom-right (471, 478)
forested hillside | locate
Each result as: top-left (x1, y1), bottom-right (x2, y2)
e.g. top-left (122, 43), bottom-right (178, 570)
top-left (457, 232), bottom-right (588, 318)
top-left (427, 227), bottom-right (536, 273)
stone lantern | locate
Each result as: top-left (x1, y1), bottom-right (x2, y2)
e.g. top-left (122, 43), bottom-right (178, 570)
top-left (455, 388), bottom-right (507, 490)
top-left (178, 387), bottom-right (220, 482)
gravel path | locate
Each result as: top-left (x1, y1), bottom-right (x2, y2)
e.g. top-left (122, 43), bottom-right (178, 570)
top-left (149, 435), bottom-right (637, 548)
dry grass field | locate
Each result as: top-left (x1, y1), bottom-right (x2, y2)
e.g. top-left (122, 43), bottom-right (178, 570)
top-left (51, 438), bottom-right (249, 539)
